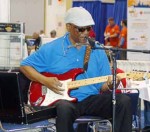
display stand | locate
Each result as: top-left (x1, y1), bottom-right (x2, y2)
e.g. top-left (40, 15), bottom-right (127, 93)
top-left (0, 22), bottom-right (25, 70)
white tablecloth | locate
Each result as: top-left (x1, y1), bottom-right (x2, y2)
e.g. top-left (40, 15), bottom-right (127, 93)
top-left (128, 79), bottom-right (150, 101)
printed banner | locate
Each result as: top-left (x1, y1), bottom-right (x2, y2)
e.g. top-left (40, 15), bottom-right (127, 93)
top-left (127, 0), bottom-right (150, 61)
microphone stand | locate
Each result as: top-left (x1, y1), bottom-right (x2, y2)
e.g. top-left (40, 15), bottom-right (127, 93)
top-left (91, 44), bottom-right (150, 132)
top-left (110, 50), bottom-right (117, 132)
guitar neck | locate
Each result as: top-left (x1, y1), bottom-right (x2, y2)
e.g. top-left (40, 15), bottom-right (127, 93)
top-left (68, 73), bottom-right (126, 89)
top-left (67, 71), bottom-right (150, 89)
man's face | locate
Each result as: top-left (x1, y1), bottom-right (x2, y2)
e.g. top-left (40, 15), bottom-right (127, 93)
top-left (67, 24), bottom-right (92, 44)
top-left (32, 33), bottom-right (39, 39)
top-left (108, 20), bottom-right (115, 26)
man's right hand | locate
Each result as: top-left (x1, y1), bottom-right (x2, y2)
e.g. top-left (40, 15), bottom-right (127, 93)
top-left (19, 66), bottom-right (65, 95)
top-left (43, 77), bottom-right (64, 95)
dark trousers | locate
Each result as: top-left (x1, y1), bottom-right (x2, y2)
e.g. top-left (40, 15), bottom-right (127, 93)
top-left (144, 100), bottom-right (150, 127)
top-left (54, 93), bottom-right (132, 132)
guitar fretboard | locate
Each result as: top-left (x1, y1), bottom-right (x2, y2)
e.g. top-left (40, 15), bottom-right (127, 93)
top-left (67, 71), bottom-right (150, 89)
top-left (67, 73), bottom-right (126, 89)
top-left (67, 76), bottom-right (108, 89)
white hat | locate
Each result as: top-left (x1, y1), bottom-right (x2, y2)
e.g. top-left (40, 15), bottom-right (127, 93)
top-left (64, 7), bottom-right (95, 27)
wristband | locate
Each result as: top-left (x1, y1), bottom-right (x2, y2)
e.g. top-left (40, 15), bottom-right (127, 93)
top-left (106, 81), bottom-right (113, 91)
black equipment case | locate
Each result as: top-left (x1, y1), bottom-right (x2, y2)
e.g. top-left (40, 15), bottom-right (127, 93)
top-left (0, 71), bottom-right (56, 124)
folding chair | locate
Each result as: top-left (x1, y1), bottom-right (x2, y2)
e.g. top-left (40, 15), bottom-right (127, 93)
top-left (118, 88), bottom-right (141, 132)
top-left (43, 116), bottom-right (112, 132)
top-left (74, 116), bottom-right (112, 132)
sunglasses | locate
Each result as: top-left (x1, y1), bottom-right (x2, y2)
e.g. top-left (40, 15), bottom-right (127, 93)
top-left (72, 25), bottom-right (92, 32)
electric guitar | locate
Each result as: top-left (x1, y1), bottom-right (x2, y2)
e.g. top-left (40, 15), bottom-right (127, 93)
top-left (28, 68), bottom-right (150, 106)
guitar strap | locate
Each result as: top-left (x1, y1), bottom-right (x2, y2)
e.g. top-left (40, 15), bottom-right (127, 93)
top-left (83, 45), bottom-right (92, 71)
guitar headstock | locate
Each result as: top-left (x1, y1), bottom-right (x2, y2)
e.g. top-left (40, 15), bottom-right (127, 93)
top-left (126, 71), bottom-right (150, 81)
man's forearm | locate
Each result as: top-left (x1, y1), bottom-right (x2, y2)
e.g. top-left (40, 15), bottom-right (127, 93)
top-left (109, 33), bottom-right (118, 38)
top-left (19, 66), bottom-right (46, 84)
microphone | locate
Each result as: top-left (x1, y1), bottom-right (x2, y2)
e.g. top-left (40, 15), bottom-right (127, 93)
top-left (85, 37), bottom-right (104, 48)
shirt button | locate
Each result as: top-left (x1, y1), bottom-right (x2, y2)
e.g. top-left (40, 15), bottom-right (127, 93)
top-left (77, 59), bottom-right (79, 62)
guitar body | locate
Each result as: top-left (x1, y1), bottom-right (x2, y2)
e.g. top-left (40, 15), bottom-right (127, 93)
top-left (29, 68), bottom-right (84, 106)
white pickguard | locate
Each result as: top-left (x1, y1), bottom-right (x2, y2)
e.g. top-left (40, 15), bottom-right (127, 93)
top-left (40, 79), bottom-right (75, 106)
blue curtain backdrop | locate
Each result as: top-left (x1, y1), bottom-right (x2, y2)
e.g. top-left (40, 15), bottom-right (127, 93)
top-left (72, 0), bottom-right (127, 44)
top-left (113, 0), bottom-right (127, 25)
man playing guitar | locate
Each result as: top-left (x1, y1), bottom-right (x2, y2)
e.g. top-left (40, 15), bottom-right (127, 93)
top-left (20, 7), bottom-right (132, 132)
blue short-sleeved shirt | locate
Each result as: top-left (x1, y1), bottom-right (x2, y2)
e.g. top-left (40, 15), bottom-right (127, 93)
top-left (21, 33), bottom-right (111, 101)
